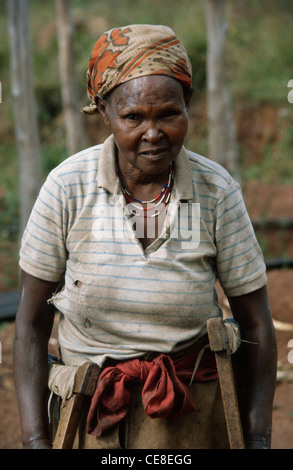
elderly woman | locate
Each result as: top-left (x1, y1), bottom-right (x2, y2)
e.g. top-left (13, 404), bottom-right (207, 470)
top-left (14, 24), bottom-right (276, 449)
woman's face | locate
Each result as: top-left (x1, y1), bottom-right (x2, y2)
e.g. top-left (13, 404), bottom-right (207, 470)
top-left (97, 75), bottom-right (191, 177)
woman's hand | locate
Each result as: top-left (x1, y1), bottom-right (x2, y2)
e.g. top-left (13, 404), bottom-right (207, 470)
top-left (245, 438), bottom-right (270, 449)
top-left (228, 285), bottom-right (277, 450)
top-left (14, 270), bottom-right (60, 451)
top-left (24, 437), bottom-right (52, 449)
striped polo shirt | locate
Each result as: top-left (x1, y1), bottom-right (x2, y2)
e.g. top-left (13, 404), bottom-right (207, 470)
top-left (19, 135), bottom-right (267, 367)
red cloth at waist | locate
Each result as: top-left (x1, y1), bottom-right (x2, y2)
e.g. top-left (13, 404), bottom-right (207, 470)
top-left (87, 343), bottom-right (218, 436)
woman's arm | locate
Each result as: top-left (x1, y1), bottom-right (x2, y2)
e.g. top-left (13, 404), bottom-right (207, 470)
top-left (14, 269), bottom-right (59, 449)
top-left (228, 285), bottom-right (277, 449)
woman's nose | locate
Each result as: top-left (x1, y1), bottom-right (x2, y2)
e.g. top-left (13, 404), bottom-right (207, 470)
top-left (141, 126), bottom-right (163, 142)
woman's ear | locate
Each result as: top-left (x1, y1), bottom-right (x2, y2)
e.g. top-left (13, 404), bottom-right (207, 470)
top-left (94, 94), bottom-right (110, 125)
top-left (184, 87), bottom-right (194, 111)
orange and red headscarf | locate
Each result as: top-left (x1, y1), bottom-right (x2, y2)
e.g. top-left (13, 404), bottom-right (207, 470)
top-left (82, 24), bottom-right (192, 114)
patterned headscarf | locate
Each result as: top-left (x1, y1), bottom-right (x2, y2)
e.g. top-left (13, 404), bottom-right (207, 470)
top-left (82, 24), bottom-right (192, 114)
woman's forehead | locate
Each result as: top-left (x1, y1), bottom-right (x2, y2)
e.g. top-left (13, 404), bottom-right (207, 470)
top-left (109, 75), bottom-right (184, 107)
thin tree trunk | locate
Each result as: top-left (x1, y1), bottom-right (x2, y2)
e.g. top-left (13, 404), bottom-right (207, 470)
top-left (55, 0), bottom-right (84, 156)
top-left (7, 0), bottom-right (42, 235)
top-left (205, 0), bottom-right (239, 180)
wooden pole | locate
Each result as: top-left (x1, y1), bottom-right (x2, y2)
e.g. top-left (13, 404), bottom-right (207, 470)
top-left (7, 0), bottom-right (42, 235)
top-left (205, 0), bottom-right (239, 180)
top-left (55, 0), bottom-right (85, 156)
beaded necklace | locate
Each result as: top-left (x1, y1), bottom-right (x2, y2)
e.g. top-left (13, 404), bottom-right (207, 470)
top-left (117, 162), bottom-right (174, 218)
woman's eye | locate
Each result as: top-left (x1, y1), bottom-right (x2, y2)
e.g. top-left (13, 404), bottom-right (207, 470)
top-left (161, 110), bottom-right (180, 118)
top-left (124, 114), bottom-right (139, 121)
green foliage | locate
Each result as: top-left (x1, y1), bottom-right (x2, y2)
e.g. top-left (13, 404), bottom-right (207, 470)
top-left (226, 2), bottom-right (293, 104)
top-left (0, 321), bottom-right (10, 330)
top-left (0, 183), bottom-right (19, 241)
top-left (0, 143), bottom-right (19, 241)
top-left (41, 141), bottom-right (68, 175)
top-left (242, 111), bottom-right (293, 184)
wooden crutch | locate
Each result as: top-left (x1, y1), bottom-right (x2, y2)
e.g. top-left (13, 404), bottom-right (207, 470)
top-left (52, 361), bottom-right (100, 449)
top-left (207, 317), bottom-right (245, 449)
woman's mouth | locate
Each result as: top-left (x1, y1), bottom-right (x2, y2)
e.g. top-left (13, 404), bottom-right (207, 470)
top-left (139, 148), bottom-right (168, 160)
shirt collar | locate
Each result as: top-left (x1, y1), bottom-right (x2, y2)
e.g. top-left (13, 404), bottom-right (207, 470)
top-left (97, 134), bottom-right (193, 200)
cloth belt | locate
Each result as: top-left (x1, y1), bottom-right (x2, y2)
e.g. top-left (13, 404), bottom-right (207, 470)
top-left (86, 339), bottom-right (218, 436)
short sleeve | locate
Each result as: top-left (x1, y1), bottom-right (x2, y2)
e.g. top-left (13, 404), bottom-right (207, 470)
top-left (215, 182), bottom-right (267, 297)
top-left (19, 171), bottom-right (68, 282)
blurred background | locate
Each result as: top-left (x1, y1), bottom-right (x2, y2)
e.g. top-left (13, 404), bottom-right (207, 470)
top-left (0, 0), bottom-right (293, 449)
